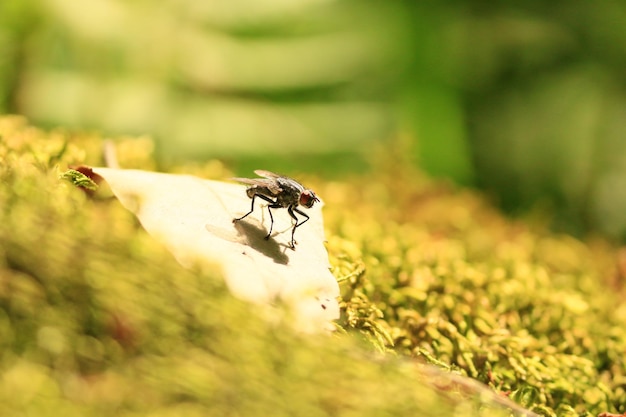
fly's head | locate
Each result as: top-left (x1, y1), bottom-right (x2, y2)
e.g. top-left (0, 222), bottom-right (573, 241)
top-left (299, 190), bottom-right (320, 209)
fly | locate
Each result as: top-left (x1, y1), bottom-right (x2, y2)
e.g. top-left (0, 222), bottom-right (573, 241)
top-left (232, 170), bottom-right (320, 250)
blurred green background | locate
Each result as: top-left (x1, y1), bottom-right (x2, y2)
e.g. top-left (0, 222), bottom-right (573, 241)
top-left (1, 0), bottom-right (626, 239)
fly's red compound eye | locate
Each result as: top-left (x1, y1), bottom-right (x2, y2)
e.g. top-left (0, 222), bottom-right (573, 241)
top-left (299, 190), bottom-right (317, 208)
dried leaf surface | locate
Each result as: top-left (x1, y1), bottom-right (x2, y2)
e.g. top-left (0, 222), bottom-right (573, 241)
top-left (93, 168), bottom-right (339, 330)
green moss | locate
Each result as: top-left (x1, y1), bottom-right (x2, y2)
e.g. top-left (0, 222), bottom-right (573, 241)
top-left (1, 115), bottom-right (625, 416)
top-left (328, 144), bottom-right (626, 415)
top-left (60, 169), bottom-right (98, 191)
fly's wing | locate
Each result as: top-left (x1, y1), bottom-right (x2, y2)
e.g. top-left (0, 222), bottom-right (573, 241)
top-left (255, 170), bottom-right (305, 194)
top-left (254, 170), bottom-right (282, 179)
top-left (231, 177), bottom-right (282, 195)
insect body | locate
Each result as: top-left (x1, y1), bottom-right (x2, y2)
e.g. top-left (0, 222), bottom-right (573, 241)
top-left (232, 170), bottom-right (320, 250)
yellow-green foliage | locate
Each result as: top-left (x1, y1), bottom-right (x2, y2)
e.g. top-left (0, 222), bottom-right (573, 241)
top-left (324, 145), bottom-right (626, 416)
top-left (0, 115), bottom-right (521, 417)
top-left (1, 115), bottom-right (625, 417)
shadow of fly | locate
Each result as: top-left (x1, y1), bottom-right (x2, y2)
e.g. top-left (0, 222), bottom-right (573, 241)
top-left (232, 170), bottom-right (320, 250)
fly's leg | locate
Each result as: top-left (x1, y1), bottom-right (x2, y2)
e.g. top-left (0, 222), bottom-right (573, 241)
top-left (233, 193), bottom-right (276, 223)
top-left (264, 203), bottom-right (282, 240)
top-left (287, 206), bottom-right (310, 249)
top-left (233, 193), bottom-right (283, 241)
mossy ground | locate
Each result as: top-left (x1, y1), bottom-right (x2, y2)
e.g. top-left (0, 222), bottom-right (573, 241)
top-left (1, 115), bottom-right (625, 416)
top-left (326, 145), bottom-right (626, 416)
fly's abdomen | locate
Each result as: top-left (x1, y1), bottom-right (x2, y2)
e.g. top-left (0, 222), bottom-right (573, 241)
top-left (246, 185), bottom-right (276, 201)
top-left (245, 187), bottom-right (257, 199)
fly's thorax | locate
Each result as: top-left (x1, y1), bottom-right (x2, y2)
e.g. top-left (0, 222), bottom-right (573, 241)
top-left (275, 178), bottom-right (303, 207)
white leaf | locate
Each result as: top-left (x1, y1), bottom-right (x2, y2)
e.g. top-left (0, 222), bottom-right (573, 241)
top-left (92, 168), bottom-right (340, 331)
